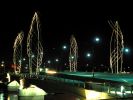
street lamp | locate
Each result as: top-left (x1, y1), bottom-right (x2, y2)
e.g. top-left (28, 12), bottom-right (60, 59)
top-left (86, 52), bottom-right (94, 76)
top-left (122, 47), bottom-right (131, 72)
top-left (23, 58), bottom-right (26, 61)
top-left (86, 52), bottom-right (91, 68)
top-left (1, 61), bottom-right (4, 67)
top-left (93, 36), bottom-right (101, 44)
top-left (95, 37), bottom-right (100, 42)
top-left (47, 60), bottom-right (51, 64)
top-left (62, 45), bottom-right (67, 50)
top-left (1, 61), bottom-right (5, 73)
top-left (47, 60), bottom-right (51, 69)
top-left (55, 58), bottom-right (59, 70)
top-left (55, 58), bottom-right (59, 62)
top-left (86, 53), bottom-right (91, 58)
top-left (123, 47), bottom-right (130, 54)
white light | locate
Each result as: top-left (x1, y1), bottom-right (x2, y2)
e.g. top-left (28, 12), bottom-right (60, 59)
top-left (95, 37), bottom-right (100, 42)
top-left (19, 85), bottom-right (47, 96)
top-left (45, 68), bottom-right (49, 73)
top-left (40, 68), bottom-right (43, 72)
top-left (85, 90), bottom-right (110, 99)
top-left (87, 54), bottom-right (91, 57)
top-left (1, 64), bottom-right (4, 67)
top-left (47, 60), bottom-right (51, 64)
top-left (19, 60), bottom-right (22, 63)
top-left (31, 55), bottom-right (35, 58)
top-left (121, 86), bottom-right (125, 93)
top-left (7, 73), bottom-right (11, 82)
top-left (71, 56), bottom-right (74, 59)
top-left (23, 58), bottom-right (26, 61)
top-left (41, 52), bottom-right (43, 55)
top-left (1, 61), bottom-right (4, 64)
top-left (55, 58), bottom-right (59, 62)
top-left (87, 53), bottom-right (91, 57)
top-left (63, 46), bottom-right (66, 49)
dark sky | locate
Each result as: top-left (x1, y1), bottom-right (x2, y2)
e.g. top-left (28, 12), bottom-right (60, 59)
top-left (0, 1), bottom-right (133, 69)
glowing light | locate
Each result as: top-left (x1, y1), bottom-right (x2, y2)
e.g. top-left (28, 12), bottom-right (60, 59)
top-left (41, 52), bottom-right (43, 55)
top-left (87, 53), bottom-right (91, 57)
top-left (19, 85), bottom-right (47, 96)
top-left (71, 56), bottom-right (74, 59)
top-left (13, 31), bottom-right (24, 74)
top-left (55, 58), bottom-right (59, 62)
top-left (45, 68), bottom-right (49, 73)
top-left (1, 61), bottom-right (4, 67)
top-left (19, 79), bottom-right (24, 89)
top-left (95, 37), bottom-right (100, 42)
top-left (1, 64), bottom-right (4, 67)
top-left (47, 60), bottom-right (51, 64)
top-left (121, 86), bottom-right (125, 93)
top-left (23, 58), bottom-right (26, 61)
top-left (8, 80), bottom-right (20, 87)
top-left (31, 54), bottom-right (35, 58)
top-left (125, 49), bottom-right (129, 52)
top-left (39, 68), bottom-right (43, 72)
top-left (62, 45), bottom-right (67, 49)
top-left (6, 73), bottom-right (11, 82)
top-left (85, 90), bottom-right (112, 100)
top-left (46, 70), bottom-right (57, 74)
top-left (124, 47), bottom-right (130, 53)
top-left (8, 80), bottom-right (20, 91)
top-left (86, 53), bottom-right (91, 57)
top-left (0, 93), bottom-right (4, 100)
top-left (1, 61), bottom-right (4, 64)
top-left (69, 35), bottom-right (78, 72)
top-left (27, 12), bottom-right (43, 75)
top-left (19, 60), bottom-right (21, 63)
top-left (109, 90), bottom-right (131, 96)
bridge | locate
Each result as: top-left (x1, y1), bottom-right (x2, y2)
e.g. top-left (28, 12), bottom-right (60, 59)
top-left (8, 71), bottom-right (133, 99)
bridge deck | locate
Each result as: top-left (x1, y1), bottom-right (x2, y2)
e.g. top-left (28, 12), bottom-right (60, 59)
top-left (57, 72), bottom-right (133, 85)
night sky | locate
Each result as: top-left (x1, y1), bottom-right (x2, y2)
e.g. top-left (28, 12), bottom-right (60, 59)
top-left (0, 1), bottom-right (133, 70)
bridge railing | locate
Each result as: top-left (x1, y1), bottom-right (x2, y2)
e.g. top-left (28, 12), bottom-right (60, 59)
top-left (10, 72), bottom-right (133, 98)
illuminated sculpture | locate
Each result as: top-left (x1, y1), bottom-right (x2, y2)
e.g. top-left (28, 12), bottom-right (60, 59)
top-left (69, 35), bottom-right (78, 72)
top-left (13, 31), bottom-right (24, 74)
top-left (108, 21), bottom-right (124, 74)
top-left (27, 12), bottom-right (43, 75)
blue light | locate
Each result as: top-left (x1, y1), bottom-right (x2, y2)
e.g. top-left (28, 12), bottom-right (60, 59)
top-left (125, 48), bottom-right (129, 53)
top-left (124, 47), bottom-right (130, 53)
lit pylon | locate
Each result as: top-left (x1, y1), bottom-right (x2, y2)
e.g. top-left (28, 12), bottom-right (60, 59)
top-left (27, 12), bottom-right (43, 75)
top-left (69, 35), bottom-right (78, 72)
top-left (13, 31), bottom-right (24, 74)
top-left (108, 21), bottom-right (124, 74)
